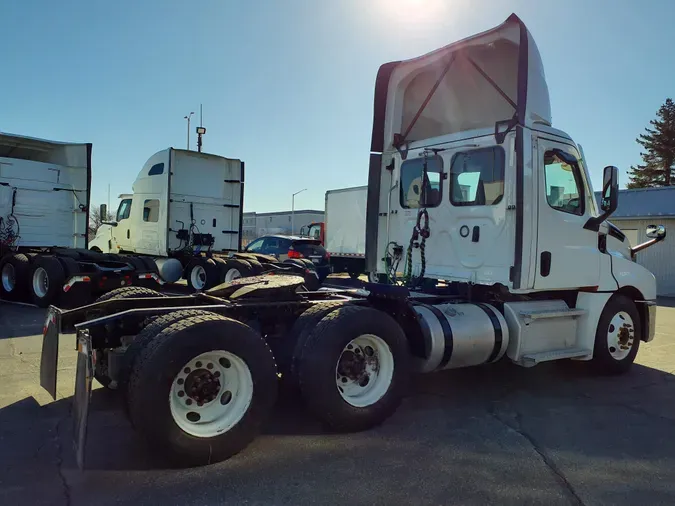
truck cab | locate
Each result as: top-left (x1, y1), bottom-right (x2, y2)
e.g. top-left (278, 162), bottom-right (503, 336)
top-left (366, 13), bottom-right (664, 366)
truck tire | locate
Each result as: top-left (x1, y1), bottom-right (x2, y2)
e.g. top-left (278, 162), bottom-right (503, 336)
top-left (246, 258), bottom-right (264, 275)
top-left (120, 309), bottom-right (217, 409)
top-left (186, 258), bottom-right (219, 292)
top-left (221, 259), bottom-right (253, 283)
top-left (29, 256), bottom-right (65, 307)
top-left (127, 314), bottom-right (278, 466)
top-left (92, 286), bottom-right (167, 389)
top-left (95, 286), bottom-right (165, 303)
top-left (297, 305), bottom-right (410, 432)
top-left (0, 253), bottom-right (30, 301)
top-left (591, 294), bottom-right (641, 375)
top-left (276, 302), bottom-right (345, 395)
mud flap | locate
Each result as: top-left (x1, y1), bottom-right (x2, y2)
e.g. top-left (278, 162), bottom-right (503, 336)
top-left (73, 330), bottom-right (94, 470)
top-left (39, 308), bottom-right (60, 400)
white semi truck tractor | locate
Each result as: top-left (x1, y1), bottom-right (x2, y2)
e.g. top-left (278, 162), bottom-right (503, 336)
top-left (40, 14), bottom-right (665, 469)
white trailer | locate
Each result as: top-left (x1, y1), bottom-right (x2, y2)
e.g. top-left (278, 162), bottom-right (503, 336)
top-left (324, 185), bottom-right (368, 279)
top-left (41, 14), bottom-right (666, 470)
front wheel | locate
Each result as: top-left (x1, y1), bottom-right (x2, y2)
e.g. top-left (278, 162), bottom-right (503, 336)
top-left (591, 294), bottom-right (641, 375)
top-left (297, 306), bottom-right (410, 432)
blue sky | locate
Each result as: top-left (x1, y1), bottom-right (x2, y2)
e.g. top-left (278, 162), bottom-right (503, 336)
top-left (2, 0), bottom-right (674, 213)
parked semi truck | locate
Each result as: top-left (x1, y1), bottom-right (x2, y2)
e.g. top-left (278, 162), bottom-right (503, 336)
top-left (88, 148), bottom-right (248, 292)
top-left (0, 134), bottom-right (316, 307)
top-left (0, 133), bottom-right (151, 307)
top-left (41, 14), bottom-right (666, 469)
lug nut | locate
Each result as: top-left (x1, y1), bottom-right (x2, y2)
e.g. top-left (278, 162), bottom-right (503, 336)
top-left (178, 391), bottom-right (185, 398)
top-left (186, 399), bottom-right (192, 406)
top-left (214, 371), bottom-right (221, 378)
top-left (184, 367), bottom-right (191, 374)
top-left (197, 401), bottom-right (203, 407)
top-left (207, 363), bottom-right (214, 370)
top-left (177, 378), bottom-right (184, 385)
top-left (196, 361), bottom-right (202, 368)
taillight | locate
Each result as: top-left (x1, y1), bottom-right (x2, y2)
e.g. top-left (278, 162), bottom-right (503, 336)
top-left (288, 249), bottom-right (303, 259)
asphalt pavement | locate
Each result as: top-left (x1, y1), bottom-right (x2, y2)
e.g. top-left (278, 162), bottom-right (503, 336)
top-left (1, 294), bottom-right (675, 506)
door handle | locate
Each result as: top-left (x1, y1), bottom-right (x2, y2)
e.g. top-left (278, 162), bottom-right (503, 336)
top-left (540, 251), bottom-right (551, 277)
top-left (127, 230), bottom-right (130, 239)
top-left (471, 226), bottom-right (480, 243)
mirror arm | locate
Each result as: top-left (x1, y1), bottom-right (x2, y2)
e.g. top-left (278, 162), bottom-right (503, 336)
top-left (101, 221), bottom-right (118, 227)
top-left (583, 212), bottom-right (609, 232)
top-left (631, 237), bottom-right (661, 257)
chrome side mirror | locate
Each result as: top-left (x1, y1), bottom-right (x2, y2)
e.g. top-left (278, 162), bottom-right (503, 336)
top-left (646, 224), bottom-right (666, 241)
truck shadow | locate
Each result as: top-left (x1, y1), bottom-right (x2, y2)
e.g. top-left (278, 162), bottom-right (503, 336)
top-left (1, 359), bottom-right (674, 478)
top-left (0, 302), bottom-right (46, 339)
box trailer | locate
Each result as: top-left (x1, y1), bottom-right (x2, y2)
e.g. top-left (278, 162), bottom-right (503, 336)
top-left (324, 186), bottom-right (369, 279)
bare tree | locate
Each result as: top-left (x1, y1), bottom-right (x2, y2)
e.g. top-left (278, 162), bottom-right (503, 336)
top-left (88, 205), bottom-right (113, 239)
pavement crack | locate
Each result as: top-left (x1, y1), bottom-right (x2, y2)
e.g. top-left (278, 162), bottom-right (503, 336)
top-left (491, 408), bottom-right (585, 506)
top-left (55, 411), bottom-right (72, 506)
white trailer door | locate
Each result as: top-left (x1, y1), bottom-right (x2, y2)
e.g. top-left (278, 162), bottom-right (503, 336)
top-left (533, 137), bottom-right (599, 290)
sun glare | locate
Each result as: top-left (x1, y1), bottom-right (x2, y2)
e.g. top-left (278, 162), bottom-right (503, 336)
top-left (374, 0), bottom-right (450, 26)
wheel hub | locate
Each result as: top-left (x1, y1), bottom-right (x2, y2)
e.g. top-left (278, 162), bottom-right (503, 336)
top-left (184, 368), bottom-right (222, 405)
top-left (335, 334), bottom-right (392, 408)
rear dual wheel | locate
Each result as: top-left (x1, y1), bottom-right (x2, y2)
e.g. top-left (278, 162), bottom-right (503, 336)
top-left (186, 258), bottom-right (219, 292)
top-left (127, 314), bottom-right (278, 466)
top-left (297, 305), bottom-right (410, 432)
top-left (0, 253), bottom-right (29, 301)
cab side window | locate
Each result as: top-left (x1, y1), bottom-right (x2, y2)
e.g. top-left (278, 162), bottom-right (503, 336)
top-left (116, 199), bottom-right (132, 221)
top-left (544, 151), bottom-right (584, 216)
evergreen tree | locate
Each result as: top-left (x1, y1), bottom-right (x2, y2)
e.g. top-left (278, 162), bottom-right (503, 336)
top-left (627, 98), bottom-right (675, 188)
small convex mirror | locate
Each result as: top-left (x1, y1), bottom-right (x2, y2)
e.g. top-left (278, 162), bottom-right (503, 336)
top-left (646, 224), bottom-right (666, 240)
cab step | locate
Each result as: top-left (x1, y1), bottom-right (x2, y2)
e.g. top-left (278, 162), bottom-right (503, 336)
top-left (521, 348), bottom-right (592, 367)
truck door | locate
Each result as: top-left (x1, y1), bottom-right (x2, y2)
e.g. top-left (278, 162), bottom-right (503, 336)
top-left (113, 198), bottom-right (133, 252)
top-left (534, 138), bottom-right (600, 289)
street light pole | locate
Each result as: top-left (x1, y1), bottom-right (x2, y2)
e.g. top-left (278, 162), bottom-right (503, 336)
top-left (184, 111), bottom-right (195, 150)
top-left (291, 188), bottom-right (307, 235)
